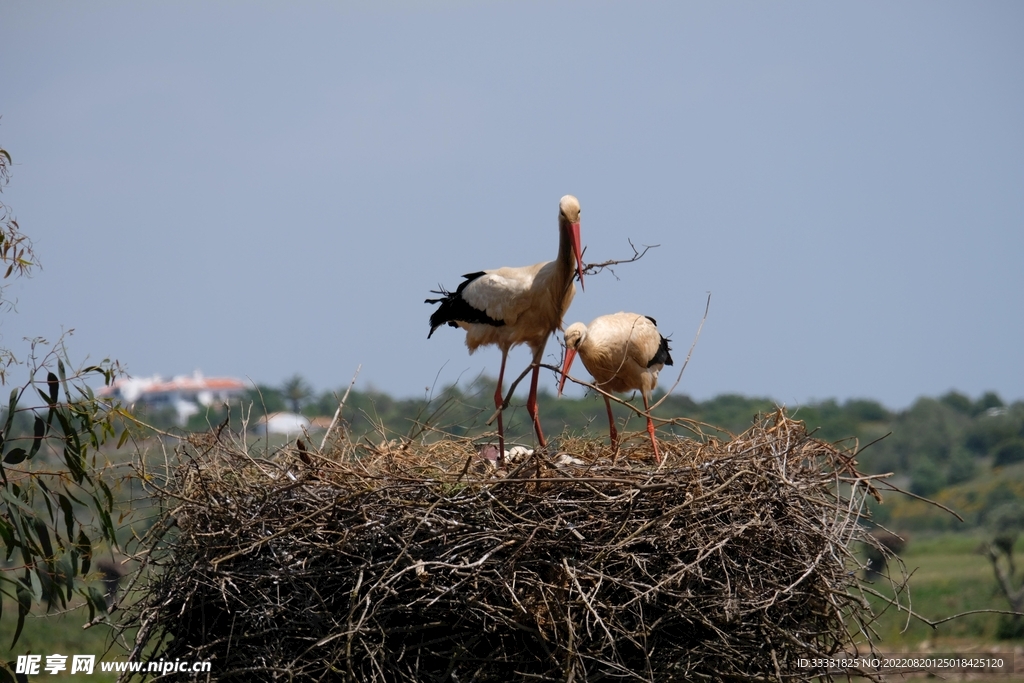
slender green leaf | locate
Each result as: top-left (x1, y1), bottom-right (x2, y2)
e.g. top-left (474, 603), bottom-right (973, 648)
top-left (2, 448), bottom-right (26, 465)
top-left (98, 478), bottom-right (114, 509)
top-left (117, 427), bottom-right (130, 449)
top-left (36, 478), bottom-right (56, 523)
top-left (93, 497), bottom-right (116, 546)
top-left (58, 494), bottom-right (74, 544)
top-left (0, 517), bottom-right (15, 554)
top-left (54, 409), bottom-right (86, 483)
top-left (27, 415), bottom-right (45, 459)
top-left (56, 554), bottom-right (74, 603)
top-left (77, 528), bottom-right (92, 575)
top-left (87, 584), bottom-right (108, 615)
top-left (3, 388), bottom-right (18, 437)
top-left (63, 487), bottom-right (85, 505)
top-left (35, 563), bottom-right (58, 611)
top-left (15, 515), bottom-right (42, 561)
top-left (76, 404), bottom-right (95, 436)
top-left (2, 490), bottom-right (34, 517)
top-left (32, 518), bottom-right (54, 562)
top-left (47, 371), bottom-right (59, 406)
top-left (10, 508), bottom-right (30, 566)
top-left (27, 566), bottom-right (43, 603)
top-left (12, 581), bottom-right (31, 647)
top-left (0, 515), bottom-right (19, 562)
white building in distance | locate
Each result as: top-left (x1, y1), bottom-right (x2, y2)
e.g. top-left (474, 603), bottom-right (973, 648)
top-left (255, 412), bottom-right (312, 436)
top-left (99, 371), bottom-right (247, 425)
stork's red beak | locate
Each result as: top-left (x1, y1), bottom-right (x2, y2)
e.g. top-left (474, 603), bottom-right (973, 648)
top-left (558, 346), bottom-right (578, 396)
top-left (570, 221), bottom-right (584, 291)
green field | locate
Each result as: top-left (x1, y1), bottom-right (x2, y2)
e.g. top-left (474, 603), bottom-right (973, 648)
top-left (857, 531), bottom-right (1023, 655)
top-left (0, 602), bottom-right (126, 682)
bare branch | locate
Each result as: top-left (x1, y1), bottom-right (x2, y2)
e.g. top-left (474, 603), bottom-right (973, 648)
top-left (580, 239), bottom-right (658, 280)
top-left (984, 543), bottom-right (1024, 614)
top-left (484, 362), bottom-right (535, 426)
top-left (548, 362), bottom-right (705, 432)
top-left (649, 292), bottom-right (711, 412)
top-left (873, 479), bottom-right (965, 522)
top-left (319, 364), bottom-right (362, 450)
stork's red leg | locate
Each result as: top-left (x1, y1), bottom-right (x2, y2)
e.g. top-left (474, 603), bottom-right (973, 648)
top-left (494, 350), bottom-right (508, 457)
top-left (604, 395), bottom-right (619, 462)
top-left (642, 392), bottom-right (661, 463)
top-left (526, 354), bottom-right (547, 448)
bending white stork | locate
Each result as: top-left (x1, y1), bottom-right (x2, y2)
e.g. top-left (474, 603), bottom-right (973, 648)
top-left (558, 312), bottom-right (673, 462)
top-left (426, 195), bottom-right (585, 455)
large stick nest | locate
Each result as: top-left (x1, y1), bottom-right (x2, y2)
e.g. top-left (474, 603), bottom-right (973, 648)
top-left (124, 411), bottom-right (891, 682)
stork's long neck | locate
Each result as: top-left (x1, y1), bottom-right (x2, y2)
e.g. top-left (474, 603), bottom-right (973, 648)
top-left (554, 219), bottom-right (577, 297)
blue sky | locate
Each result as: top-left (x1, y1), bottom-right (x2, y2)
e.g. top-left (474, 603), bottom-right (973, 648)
top-left (2, 2), bottom-right (1022, 410)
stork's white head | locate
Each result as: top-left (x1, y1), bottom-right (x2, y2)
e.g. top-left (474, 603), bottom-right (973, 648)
top-left (559, 195), bottom-right (581, 224)
top-left (558, 195), bottom-right (585, 291)
top-left (558, 322), bottom-right (588, 396)
top-left (563, 322), bottom-right (587, 351)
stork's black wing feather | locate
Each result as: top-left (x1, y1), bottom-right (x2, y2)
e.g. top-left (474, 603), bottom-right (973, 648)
top-left (649, 334), bottom-right (673, 368)
top-left (426, 271), bottom-right (506, 338)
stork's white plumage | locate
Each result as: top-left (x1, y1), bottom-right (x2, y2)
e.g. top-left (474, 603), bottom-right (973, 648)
top-left (558, 312), bottom-right (673, 462)
top-left (427, 195), bottom-right (585, 455)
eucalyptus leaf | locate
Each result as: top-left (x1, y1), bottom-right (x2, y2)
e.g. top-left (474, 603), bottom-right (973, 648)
top-left (27, 415), bottom-right (45, 459)
top-left (58, 494), bottom-right (75, 544)
top-left (3, 387), bottom-right (17, 437)
top-left (47, 371), bottom-right (59, 406)
top-left (32, 517), bottom-right (53, 562)
top-left (12, 581), bottom-right (31, 647)
top-left (2, 448), bottom-right (26, 465)
top-left (77, 528), bottom-right (92, 575)
top-left (87, 584), bottom-right (108, 615)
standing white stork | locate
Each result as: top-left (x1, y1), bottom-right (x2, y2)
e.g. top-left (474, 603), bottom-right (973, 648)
top-left (558, 312), bottom-right (673, 462)
top-left (426, 195), bottom-right (585, 455)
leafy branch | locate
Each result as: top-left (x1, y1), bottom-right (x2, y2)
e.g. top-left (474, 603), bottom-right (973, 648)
top-left (0, 336), bottom-right (129, 646)
top-left (0, 135), bottom-right (131, 657)
top-left (0, 137), bottom-right (39, 298)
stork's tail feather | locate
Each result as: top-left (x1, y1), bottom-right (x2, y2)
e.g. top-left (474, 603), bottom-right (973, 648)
top-left (424, 286), bottom-right (452, 307)
top-left (426, 272), bottom-right (506, 338)
top-left (425, 285), bottom-right (459, 338)
top-left (650, 334), bottom-right (674, 368)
